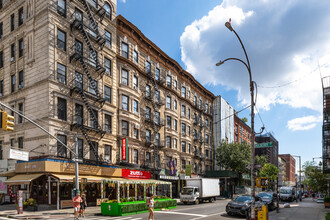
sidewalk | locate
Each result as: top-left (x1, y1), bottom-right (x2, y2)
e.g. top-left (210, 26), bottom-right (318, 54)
top-left (269, 198), bottom-right (328, 220)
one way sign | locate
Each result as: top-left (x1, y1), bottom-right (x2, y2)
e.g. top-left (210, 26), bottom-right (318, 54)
top-left (256, 177), bottom-right (270, 188)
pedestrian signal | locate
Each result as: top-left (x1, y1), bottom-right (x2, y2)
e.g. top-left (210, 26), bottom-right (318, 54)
top-left (1, 111), bottom-right (15, 131)
top-left (256, 177), bottom-right (269, 188)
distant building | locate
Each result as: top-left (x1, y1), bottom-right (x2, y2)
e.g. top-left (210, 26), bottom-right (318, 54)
top-left (278, 157), bottom-right (287, 187)
top-left (279, 154), bottom-right (296, 187)
top-left (255, 133), bottom-right (279, 167)
top-left (212, 96), bottom-right (234, 170)
top-left (321, 76), bottom-right (330, 173)
top-left (234, 113), bottom-right (252, 145)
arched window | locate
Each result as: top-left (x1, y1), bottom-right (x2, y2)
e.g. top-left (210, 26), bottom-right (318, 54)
top-left (104, 3), bottom-right (111, 20)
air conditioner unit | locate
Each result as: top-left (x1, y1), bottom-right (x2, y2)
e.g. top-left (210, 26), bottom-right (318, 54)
top-left (134, 124), bottom-right (140, 129)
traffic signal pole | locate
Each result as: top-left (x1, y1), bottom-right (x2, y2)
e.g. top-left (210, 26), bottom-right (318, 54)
top-left (0, 101), bottom-right (80, 194)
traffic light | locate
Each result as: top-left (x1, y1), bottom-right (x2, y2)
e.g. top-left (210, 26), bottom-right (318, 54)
top-left (1, 111), bottom-right (14, 131)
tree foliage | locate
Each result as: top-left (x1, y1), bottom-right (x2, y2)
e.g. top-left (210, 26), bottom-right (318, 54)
top-left (259, 163), bottom-right (279, 181)
top-left (216, 141), bottom-right (251, 174)
top-left (241, 117), bottom-right (248, 123)
top-left (303, 161), bottom-right (328, 193)
top-left (255, 155), bottom-right (267, 167)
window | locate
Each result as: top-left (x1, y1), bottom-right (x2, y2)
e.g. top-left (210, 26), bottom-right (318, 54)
top-left (90, 109), bottom-right (98, 129)
top-left (121, 69), bottom-right (128, 85)
top-left (0, 22), bottom-right (2, 39)
top-left (205, 103), bottom-right (209, 113)
top-left (166, 116), bottom-right (171, 128)
top-left (18, 137), bottom-right (23, 149)
top-left (145, 84), bottom-right (151, 98)
top-left (104, 86), bottom-right (111, 103)
top-left (89, 79), bottom-right (97, 95)
top-left (145, 61), bottom-right (151, 74)
top-left (145, 107), bottom-right (151, 120)
top-left (174, 80), bottom-right (177, 89)
top-left (133, 50), bottom-right (138, 63)
top-left (188, 126), bottom-right (191, 135)
top-left (155, 90), bottom-right (160, 103)
top-left (78, 138), bottom-right (84, 159)
top-left (174, 138), bottom-right (177, 149)
top-left (0, 51), bottom-right (3, 68)
top-left (181, 86), bottom-right (186, 98)
top-left (104, 3), bottom-right (111, 19)
top-left (205, 134), bottom-right (209, 144)
top-left (75, 72), bottom-right (83, 89)
top-left (174, 100), bottom-right (177, 110)
top-left (104, 30), bottom-right (111, 47)
top-left (166, 136), bottom-right (171, 148)
top-left (134, 128), bottom-right (139, 139)
top-left (146, 152), bottom-right (151, 165)
top-left (89, 49), bottom-right (97, 67)
top-left (181, 105), bottom-right (186, 117)
top-left (182, 159), bottom-right (186, 170)
top-left (105, 114), bottom-right (112, 133)
top-left (205, 149), bottom-right (209, 158)
top-left (57, 63), bottom-right (66, 84)
top-left (188, 144), bottom-right (191, 153)
top-left (174, 119), bottom-right (177, 131)
top-left (205, 118), bottom-right (209, 127)
top-left (104, 145), bottom-right (112, 162)
top-left (166, 96), bottom-right (171, 109)
top-left (133, 100), bottom-right (138, 113)
top-left (166, 75), bottom-right (172, 87)
top-left (75, 103), bottom-right (83, 125)
top-left (155, 111), bottom-right (160, 124)
top-left (146, 129), bottom-right (151, 142)
top-left (181, 123), bottom-right (186, 135)
top-left (18, 7), bottom-right (23, 26)
top-left (75, 39), bottom-right (83, 55)
top-left (133, 149), bottom-right (138, 164)
top-left (0, 80), bottom-right (3, 96)
top-left (57, 134), bottom-right (67, 158)
top-left (16, 70), bottom-right (24, 89)
top-left (57, 0), bottom-right (66, 17)
top-left (74, 8), bottom-right (83, 21)
top-left (18, 38), bottom-right (23, 57)
top-left (11, 43), bottom-right (15, 61)
top-left (89, 141), bottom-right (98, 161)
top-left (57, 97), bottom-right (67, 121)
top-left (11, 75), bottom-right (15, 93)
top-left (11, 14), bottom-right (14, 31)
top-left (188, 108), bottom-right (191, 119)
top-left (199, 99), bottom-right (202, 109)
top-left (122, 95), bottom-right (129, 111)
top-left (57, 29), bottom-right (66, 51)
top-left (10, 138), bottom-right (14, 148)
top-left (18, 103), bottom-right (23, 123)
top-left (155, 68), bottom-right (160, 80)
top-left (182, 141), bottom-right (186, 152)
top-left (133, 75), bottom-right (138, 89)
top-left (104, 57), bottom-right (111, 75)
top-left (122, 42), bottom-right (128, 58)
top-left (122, 120), bottom-right (129, 136)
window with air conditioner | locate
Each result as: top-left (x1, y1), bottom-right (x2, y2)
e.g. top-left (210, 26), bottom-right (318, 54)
top-left (133, 75), bottom-right (138, 89)
top-left (10, 43), bottom-right (15, 62)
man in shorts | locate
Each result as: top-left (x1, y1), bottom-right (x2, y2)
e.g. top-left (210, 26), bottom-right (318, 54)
top-left (72, 192), bottom-right (82, 220)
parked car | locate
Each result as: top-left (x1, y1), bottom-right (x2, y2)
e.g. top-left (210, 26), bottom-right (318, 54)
top-left (226, 195), bottom-right (263, 217)
top-left (256, 192), bottom-right (278, 211)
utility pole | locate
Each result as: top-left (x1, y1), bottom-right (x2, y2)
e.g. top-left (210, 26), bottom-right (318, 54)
top-left (0, 101), bottom-right (81, 193)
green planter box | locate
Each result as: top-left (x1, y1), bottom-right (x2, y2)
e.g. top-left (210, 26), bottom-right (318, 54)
top-left (101, 199), bottom-right (177, 216)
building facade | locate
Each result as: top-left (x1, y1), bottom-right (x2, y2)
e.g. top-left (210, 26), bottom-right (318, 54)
top-left (255, 133), bottom-right (279, 167)
top-left (279, 154), bottom-right (296, 187)
top-left (278, 156), bottom-right (287, 187)
top-left (212, 96), bottom-right (234, 170)
top-left (322, 76), bottom-right (330, 173)
top-left (234, 113), bottom-right (251, 145)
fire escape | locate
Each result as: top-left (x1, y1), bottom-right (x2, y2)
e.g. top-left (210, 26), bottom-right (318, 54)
top-left (322, 76), bottom-right (330, 173)
top-left (140, 62), bottom-right (165, 170)
top-left (69, 0), bottom-right (106, 163)
top-left (193, 103), bottom-right (206, 174)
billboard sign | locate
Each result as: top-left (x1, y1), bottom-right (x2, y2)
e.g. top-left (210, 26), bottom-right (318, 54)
top-left (8, 149), bottom-right (29, 161)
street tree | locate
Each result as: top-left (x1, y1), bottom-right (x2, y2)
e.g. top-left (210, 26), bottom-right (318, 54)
top-left (241, 117), bottom-right (248, 123)
top-left (216, 140), bottom-right (251, 174)
top-left (255, 155), bottom-right (268, 176)
top-left (303, 161), bottom-right (328, 194)
top-left (259, 163), bottom-right (279, 181)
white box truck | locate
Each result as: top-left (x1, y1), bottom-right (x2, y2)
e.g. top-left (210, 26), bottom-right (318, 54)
top-left (180, 178), bottom-right (220, 204)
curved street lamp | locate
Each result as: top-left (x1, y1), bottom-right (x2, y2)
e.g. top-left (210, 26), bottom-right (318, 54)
top-left (216, 21), bottom-right (257, 220)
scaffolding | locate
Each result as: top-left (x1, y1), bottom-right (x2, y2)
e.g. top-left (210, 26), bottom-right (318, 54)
top-left (322, 76), bottom-right (330, 173)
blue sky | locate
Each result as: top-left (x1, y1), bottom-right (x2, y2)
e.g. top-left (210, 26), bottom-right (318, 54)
top-left (117, 0), bottom-right (330, 167)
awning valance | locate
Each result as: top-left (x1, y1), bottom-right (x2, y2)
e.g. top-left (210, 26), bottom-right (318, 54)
top-left (4, 173), bottom-right (43, 185)
top-left (103, 178), bottom-right (171, 185)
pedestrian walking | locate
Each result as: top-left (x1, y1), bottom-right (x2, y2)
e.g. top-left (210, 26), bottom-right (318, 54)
top-left (80, 194), bottom-right (87, 218)
top-left (73, 192), bottom-right (82, 220)
top-left (147, 194), bottom-right (158, 220)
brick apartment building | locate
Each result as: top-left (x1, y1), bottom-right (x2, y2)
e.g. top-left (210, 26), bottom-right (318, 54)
top-left (279, 154), bottom-right (296, 186)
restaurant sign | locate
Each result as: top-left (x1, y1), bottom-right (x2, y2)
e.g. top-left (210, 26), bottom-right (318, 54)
top-left (122, 138), bottom-right (127, 161)
top-left (122, 169), bottom-right (151, 179)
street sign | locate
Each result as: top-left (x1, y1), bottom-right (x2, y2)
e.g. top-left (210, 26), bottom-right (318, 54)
top-left (255, 142), bottom-right (273, 148)
top-left (256, 177), bottom-right (270, 187)
top-left (72, 158), bottom-right (83, 163)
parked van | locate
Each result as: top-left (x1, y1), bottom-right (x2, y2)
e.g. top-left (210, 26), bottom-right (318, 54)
top-left (279, 187), bottom-right (297, 202)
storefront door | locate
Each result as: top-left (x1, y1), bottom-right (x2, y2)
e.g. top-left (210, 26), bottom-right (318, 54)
top-left (51, 182), bottom-right (57, 204)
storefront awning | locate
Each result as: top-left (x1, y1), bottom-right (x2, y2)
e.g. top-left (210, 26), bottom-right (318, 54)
top-left (4, 173), bottom-right (43, 185)
top-left (103, 177), bottom-right (171, 185)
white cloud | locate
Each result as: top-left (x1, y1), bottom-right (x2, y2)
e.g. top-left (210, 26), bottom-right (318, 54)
top-left (120, 0), bottom-right (126, 3)
top-left (287, 115), bottom-right (322, 131)
top-left (180, 0), bottom-right (330, 112)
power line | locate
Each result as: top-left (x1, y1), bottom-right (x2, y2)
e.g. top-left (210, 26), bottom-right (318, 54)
top-left (218, 104), bottom-right (251, 122)
top-left (255, 104), bottom-right (268, 134)
top-left (257, 61), bottom-right (329, 89)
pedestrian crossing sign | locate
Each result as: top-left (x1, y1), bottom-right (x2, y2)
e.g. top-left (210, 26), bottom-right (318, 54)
top-left (256, 177), bottom-right (269, 188)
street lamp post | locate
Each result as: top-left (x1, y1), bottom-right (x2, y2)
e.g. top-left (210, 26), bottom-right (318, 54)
top-left (292, 155), bottom-right (302, 201)
top-left (216, 21), bottom-right (257, 220)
